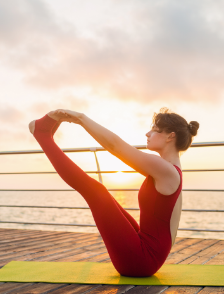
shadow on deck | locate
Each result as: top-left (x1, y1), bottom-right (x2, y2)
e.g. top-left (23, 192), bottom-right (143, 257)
top-left (0, 228), bottom-right (224, 293)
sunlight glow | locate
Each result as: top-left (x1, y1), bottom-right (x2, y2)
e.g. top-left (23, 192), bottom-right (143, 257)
top-left (110, 171), bottom-right (133, 184)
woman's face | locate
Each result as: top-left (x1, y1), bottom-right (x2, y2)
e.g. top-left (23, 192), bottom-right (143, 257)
top-left (146, 125), bottom-right (168, 152)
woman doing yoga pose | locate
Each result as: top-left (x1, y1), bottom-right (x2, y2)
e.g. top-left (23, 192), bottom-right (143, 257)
top-left (29, 107), bottom-right (199, 277)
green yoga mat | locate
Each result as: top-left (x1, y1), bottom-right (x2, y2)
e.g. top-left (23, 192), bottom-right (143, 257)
top-left (0, 261), bottom-right (223, 286)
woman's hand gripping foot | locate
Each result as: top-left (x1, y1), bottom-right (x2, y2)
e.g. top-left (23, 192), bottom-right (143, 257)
top-left (28, 110), bottom-right (70, 135)
top-left (53, 109), bottom-right (83, 125)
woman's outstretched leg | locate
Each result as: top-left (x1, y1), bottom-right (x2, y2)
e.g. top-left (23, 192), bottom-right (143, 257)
top-left (29, 113), bottom-right (154, 276)
top-left (29, 113), bottom-right (140, 233)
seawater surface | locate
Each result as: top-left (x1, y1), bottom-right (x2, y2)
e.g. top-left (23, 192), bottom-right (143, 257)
top-left (0, 190), bottom-right (224, 240)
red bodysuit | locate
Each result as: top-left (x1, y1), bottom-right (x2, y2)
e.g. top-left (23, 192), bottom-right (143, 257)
top-left (33, 114), bottom-right (182, 277)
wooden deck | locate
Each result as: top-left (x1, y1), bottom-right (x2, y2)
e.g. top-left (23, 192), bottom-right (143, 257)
top-left (0, 228), bottom-right (223, 294)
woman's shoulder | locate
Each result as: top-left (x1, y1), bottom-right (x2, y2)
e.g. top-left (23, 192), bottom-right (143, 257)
top-left (153, 163), bottom-right (182, 196)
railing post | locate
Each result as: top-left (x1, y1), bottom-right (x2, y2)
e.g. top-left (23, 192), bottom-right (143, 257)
top-left (90, 147), bottom-right (103, 184)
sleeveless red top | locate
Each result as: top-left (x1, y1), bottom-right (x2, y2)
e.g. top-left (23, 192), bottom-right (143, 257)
top-left (138, 164), bottom-right (182, 271)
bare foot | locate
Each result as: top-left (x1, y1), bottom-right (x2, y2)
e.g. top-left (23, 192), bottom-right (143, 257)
top-left (47, 110), bottom-right (64, 121)
top-left (28, 110), bottom-right (70, 135)
top-left (29, 120), bottom-right (36, 135)
top-left (55, 109), bottom-right (83, 124)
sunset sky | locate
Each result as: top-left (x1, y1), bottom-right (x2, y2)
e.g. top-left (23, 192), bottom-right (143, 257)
top-left (1, 0), bottom-right (224, 189)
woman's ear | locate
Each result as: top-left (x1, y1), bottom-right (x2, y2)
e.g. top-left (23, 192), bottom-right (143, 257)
top-left (167, 132), bottom-right (176, 142)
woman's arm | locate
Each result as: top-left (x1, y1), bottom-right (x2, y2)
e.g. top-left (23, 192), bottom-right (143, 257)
top-left (80, 114), bottom-right (120, 153)
top-left (53, 109), bottom-right (120, 153)
top-left (53, 109), bottom-right (179, 181)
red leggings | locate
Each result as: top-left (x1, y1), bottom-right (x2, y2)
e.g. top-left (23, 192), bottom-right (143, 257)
top-left (33, 114), bottom-right (156, 277)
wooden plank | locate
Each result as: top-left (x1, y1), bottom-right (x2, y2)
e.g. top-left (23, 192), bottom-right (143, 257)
top-left (0, 282), bottom-right (37, 292)
top-left (121, 285), bottom-right (168, 294)
top-left (1, 282), bottom-right (73, 293)
top-left (0, 234), bottom-right (102, 254)
top-left (0, 231), bottom-right (99, 247)
top-left (161, 286), bottom-right (203, 293)
top-left (84, 252), bottom-right (111, 262)
top-left (0, 228), bottom-right (45, 233)
top-left (86, 243), bottom-right (105, 251)
top-left (41, 284), bottom-right (102, 294)
top-left (0, 228), bottom-right (63, 236)
top-left (0, 231), bottom-right (88, 247)
top-left (79, 285), bottom-right (134, 294)
top-left (0, 228), bottom-right (45, 236)
top-left (0, 240), bottom-right (104, 264)
top-left (0, 233), bottom-right (102, 255)
top-left (169, 238), bottom-right (203, 255)
top-left (0, 241), bottom-right (100, 265)
top-left (0, 242), bottom-right (106, 267)
top-left (204, 250), bottom-right (224, 265)
top-left (56, 249), bottom-right (108, 262)
top-left (0, 239), bottom-right (104, 266)
top-left (0, 228), bottom-right (90, 240)
top-left (197, 287), bottom-right (224, 293)
top-left (174, 237), bottom-right (183, 243)
top-left (1, 283), bottom-right (133, 294)
top-left (166, 239), bottom-right (219, 264)
top-left (180, 240), bottom-right (224, 265)
top-left (32, 242), bottom-right (106, 261)
top-left (0, 231), bottom-right (57, 243)
top-left (0, 235), bottom-right (103, 255)
top-left (0, 229), bottom-right (69, 242)
top-left (0, 229), bottom-right (43, 237)
top-left (0, 233), bottom-right (77, 251)
top-left (0, 236), bottom-right (103, 258)
top-left (102, 258), bottom-right (115, 263)
top-left (0, 228), bottom-right (86, 236)
top-left (39, 247), bottom-right (108, 262)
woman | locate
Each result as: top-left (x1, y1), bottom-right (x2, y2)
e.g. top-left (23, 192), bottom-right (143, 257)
top-left (29, 107), bottom-right (199, 277)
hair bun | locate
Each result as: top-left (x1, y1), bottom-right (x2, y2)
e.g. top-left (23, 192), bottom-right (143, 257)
top-left (188, 121), bottom-right (200, 136)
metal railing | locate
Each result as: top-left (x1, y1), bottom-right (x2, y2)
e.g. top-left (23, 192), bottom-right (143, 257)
top-left (0, 141), bottom-right (224, 233)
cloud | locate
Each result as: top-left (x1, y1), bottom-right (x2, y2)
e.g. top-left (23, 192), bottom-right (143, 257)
top-left (0, 0), bottom-right (224, 104)
top-left (0, 104), bottom-right (25, 124)
top-left (27, 95), bottom-right (89, 116)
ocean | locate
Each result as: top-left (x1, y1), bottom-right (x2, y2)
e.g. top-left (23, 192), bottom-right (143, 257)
top-left (1, 190), bottom-right (224, 240)
top-left (1, 146), bottom-right (224, 240)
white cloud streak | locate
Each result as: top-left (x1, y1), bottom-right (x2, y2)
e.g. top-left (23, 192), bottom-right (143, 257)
top-left (0, 0), bottom-right (224, 104)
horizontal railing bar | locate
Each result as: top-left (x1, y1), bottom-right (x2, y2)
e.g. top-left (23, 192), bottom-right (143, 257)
top-left (0, 205), bottom-right (102, 209)
top-left (0, 189), bottom-right (140, 191)
top-left (1, 205), bottom-right (224, 213)
top-left (1, 189), bottom-right (224, 192)
top-left (0, 146), bottom-right (143, 155)
top-left (182, 209), bottom-right (224, 212)
top-left (0, 221), bottom-right (96, 227)
top-left (1, 169), bottom-right (224, 175)
top-left (0, 171), bottom-right (135, 175)
top-left (178, 228), bottom-right (224, 232)
top-left (0, 220), bottom-right (223, 232)
top-left (1, 141), bottom-right (224, 155)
